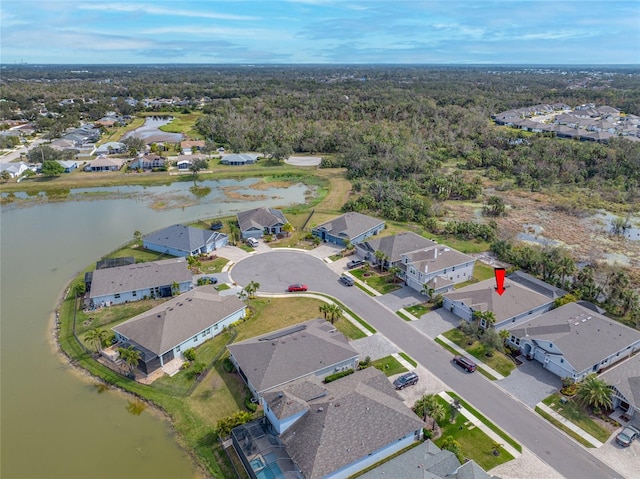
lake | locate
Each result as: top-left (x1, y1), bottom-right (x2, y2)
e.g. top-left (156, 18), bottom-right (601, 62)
top-left (0, 179), bottom-right (308, 479)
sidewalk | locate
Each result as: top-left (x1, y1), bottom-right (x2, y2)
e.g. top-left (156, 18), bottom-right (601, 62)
top-left (392, 352), bottom-right (415, 370)
top-left (438, 391), bottom-right (521, 458)
top-left (536, 402), bottom-right (604, 447)
top-left (344, 272), bottom-right (382, 297)
top-left (435, 334), bottom-right (505, 380)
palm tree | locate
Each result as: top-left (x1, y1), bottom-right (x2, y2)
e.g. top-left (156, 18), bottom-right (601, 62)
top-left (428, 401), bottom-right (446, 432)
top-left (327, 303), bottom-right (343, 324)
top-left (245, 280), bottom-right (260, 299)
top-left (85, 328), bottom-right (107, 355)
top-left (557, 255), bottom-right (576, 289)
top-left (575, 374), bottom-right (612, 412)
top-left (420, 283), bottom-right (435, 301)
top-left (118, 345), bottom-right (142, 377)
top-left (319, 303), bottom-right (331, 320)
top-left (374, 250), bottom-right (386, 271)
top-left (133, 230), bottom-right (142, 246)
top-left (414, 394), bottom-right (438, 422)
top-left (171, 281), bottom-right (180, 296)
top-left (388, 265), bottom-right (401, 283)
top-left (282, 222), bottom-right (293, 237)
top-left (621, 289), bottom-right (639, 316)
top-left (237, 289), bottom-right (248, 302)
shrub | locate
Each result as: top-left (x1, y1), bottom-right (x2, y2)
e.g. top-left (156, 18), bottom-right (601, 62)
top-left (245, 394), bottom-right (258, 412)
top-left (222, 357), bottom-right (235, 373)
top-left (183, 348), bottom-right (196, 362)
top-left (215, 411), bottom-right (253, 438)
top-left (324, 369), bottom-right (354, 383)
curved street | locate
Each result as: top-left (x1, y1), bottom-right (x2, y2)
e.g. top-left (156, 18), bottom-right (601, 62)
top-left (229, 249), bottom-right (624, 479)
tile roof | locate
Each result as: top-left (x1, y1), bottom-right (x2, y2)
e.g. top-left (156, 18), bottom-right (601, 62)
top-left (361, 232), bottom-right (437, 263)
top-left (143, 224), bottom-right (225, 254)
top-left (113, 285), bottom-right (245, 356)
top-left (313, 212), bottom-right (385, 241)
top-left (509, 302), bottom-right (640, 372)
top-left (278, 367), bottom-right (425, 479)
top-left (90, 257), bottom-right (192, 298)
top-left (237, 207), bottom-right (287, 233)
top-left (227, 319), bottom-right (359, 394)
top-left (444, 277), bottom-right (552, 323)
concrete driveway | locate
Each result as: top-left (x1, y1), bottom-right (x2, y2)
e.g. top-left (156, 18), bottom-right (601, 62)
top-left (590, 428), bottom-right (640, 479)
top-left (350, 333), bottom-right (399, 361)
top-left (375, 286), bottom-right (424, 311)
top-left (497, 359), bottom-right (562, 408)
top-left (411, 308), bottom-right (460, 339)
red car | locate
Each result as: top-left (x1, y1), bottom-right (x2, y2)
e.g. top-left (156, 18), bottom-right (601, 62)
top-left (287, 284), bottom-right (308, 292)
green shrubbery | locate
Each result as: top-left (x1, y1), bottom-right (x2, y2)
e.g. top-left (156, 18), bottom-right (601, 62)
top-left (324, 369), bottom-right (354, 383)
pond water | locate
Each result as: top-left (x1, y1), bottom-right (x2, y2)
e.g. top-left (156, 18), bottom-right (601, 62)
top-left (586, 211), bottom-right (640, 241)
top-left (0, 180), bottom-right (308, 479)
top-left (121, 116), bottom-right (183, 143)
top-left (516, 223), bottom-right (564, 247)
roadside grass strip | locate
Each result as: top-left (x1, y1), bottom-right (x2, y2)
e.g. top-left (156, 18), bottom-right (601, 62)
top-left (398, 352), bottom-right (418, 367)
top-left (405, 303), bottom-right (429, 318)
top-left (354, 281), bottom-right (377, 296)
top-left (314, 293), bottom-right (377, 334)
top-left (441, 329), bottom-right (513, 377)
top-left (535, 407), bottom-right (595, 448)
top-left (540, 394), bottom-right (610, 445)
top-left (396, 310), bottom-right (413, 321)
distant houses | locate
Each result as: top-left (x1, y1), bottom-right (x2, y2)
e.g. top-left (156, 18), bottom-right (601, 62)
top-left (312, 212), bottom-right (385, 246)
top-left (84, 156), bottom-right (126, 172)
top-left (220, 153), bottom-right (259, 166)
top-left (142, 224), bottom-right (228, 257)
top-left (113, 285), bottom-right (246, 374)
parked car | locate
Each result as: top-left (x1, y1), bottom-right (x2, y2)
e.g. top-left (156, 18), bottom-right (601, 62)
top-left (210, 221), bottom-right (223, 231)
top-left (198, 276), bottom-right (218, 285)
top-left (393, 372), bottom-right (419, 390)
top-left (615, 425), bottom-right (640, 447)
top-left (347, 259), bottom-right (365, 269)
top-left (287, 284), bottom-right (308, 292)
top-left (339, 275), bottom-right (354, 286)
top-left (453, 355), bottom-right (477, 372)
top-left (246, 237), bottom-right (259, 247)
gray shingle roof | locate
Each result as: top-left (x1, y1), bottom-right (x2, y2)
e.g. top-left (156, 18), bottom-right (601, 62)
top-left (444, 278), bottom-right (552, 324)
top-left (405, 245), bottom-right (475, 274)
top-left (508, 271), bottom-right (567, 299)
top-left (90, 258), bottom-right (192, 298)
top-left (314, 212), bottom-right (385, 241)
top-left (113, 285), bottom-right (245, 355)
top-left (362, 232), bottom-right (437, 263)
top-left (278, 367), bottom-right (426, 479)
top-left (509, 302), bottom-right (640, 373)
top-left (227, 319), bottom-right (359, 394)
top-left (599, 355), bottom-right (640, 409)
top-left (237, 207), bottom-right (287, 233)
top-left (142, 224), bottom-right (222, 254)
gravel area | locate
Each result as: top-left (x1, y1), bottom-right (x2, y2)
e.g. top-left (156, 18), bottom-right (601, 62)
top-left (350, 333), bottom-right (399, 361)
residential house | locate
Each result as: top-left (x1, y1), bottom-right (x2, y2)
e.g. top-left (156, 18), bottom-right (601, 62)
top-left (89, 257), bottom-right (192, 308)
top-left (599, 355), bottom-right (640, 422)
top-left (130, 153), bottom-right (166, 170)
top-left (237, 207), bottom-right (289, 239)
top-left (113, 285), bottom-right (246, 374)
top-left (401, 245), bottom-right (476, 296)
top-left (176, 158), bottom-right (193, 170)
top-left (355, 232), bottom-right (436, 269)
top-left (0, 161), bottom-right (29, 178)
top-left (507, 302), bottom-right (640, 382)
top-left (85, 156), bottom-right (125, 172)
top-left (358, 440), bottom-right (493, 479)
top-left (220, 153), bottom-right (259, 165)
top-left (227, 319), bottom-right (360, 398)
top-left (57, 160), bottom-right (78, 173)
top-left (443, 275), bottom-right (556, 329)
top-left (142, 224), bottom-right (228, 257)
top-left (181, 140), bottom-right (205, 155)
top-left (232, 367), bottom-right (425, 479)
top-left (312, 212), bottom-right (385, 246)
top-left (94, 142), bottom-right (127, 155)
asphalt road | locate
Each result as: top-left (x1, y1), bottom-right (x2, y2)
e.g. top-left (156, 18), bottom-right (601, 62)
top-left (230, 250), bottom-right (624, 479)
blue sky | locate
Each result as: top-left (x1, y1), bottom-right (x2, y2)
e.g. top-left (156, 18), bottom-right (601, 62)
top-left (1, 0), bottom-right (639, 64)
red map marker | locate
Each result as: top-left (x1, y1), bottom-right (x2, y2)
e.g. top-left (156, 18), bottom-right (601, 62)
top-left (494, 267), bottom-right (506, 296)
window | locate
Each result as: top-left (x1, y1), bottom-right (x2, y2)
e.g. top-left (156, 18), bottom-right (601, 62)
top-left (560, 358), bottom-right (564, 363)
top-left (193, 336), bottom-right (198, 342)
top-left (114, 293), bottom-right (121, 298)
top-left (409, 267), bottom-right (416, 275)
top-left (214, 324), bottom-right (219, 330)
top-left (202, 333), bottom-right (206, 339)
top-left (132, 291), bottom-right (137, 297)
top-left (205, 328), bottom-right (211, 335)
top-left (176, 346), bottom-right (181, 352)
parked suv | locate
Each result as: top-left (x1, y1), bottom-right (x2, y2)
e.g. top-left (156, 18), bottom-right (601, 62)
top-left (246, 237), bottom-right (259, 247)
top-left (393, 372), bottom-right (419, 390)
top-left (615, 425), bottom-right (640, 447)
top-left (339, 275), bottom-right (355, 286)
top-left (346, 259), bottom-right (365, 269)
top-left (453, 355), bottom-right (477, 372)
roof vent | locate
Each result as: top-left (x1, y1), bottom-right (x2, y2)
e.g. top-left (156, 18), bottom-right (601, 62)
top-left (317, 407), bottom-right (323, 412)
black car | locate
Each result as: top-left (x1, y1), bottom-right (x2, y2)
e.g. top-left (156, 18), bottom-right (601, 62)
top-left (453, 355), bottom-right (477, 372)
top-left (347, 259), bottom-right (365, 269)
top-left (210, 221), bottom-right (223, 231)
top-left (339, 275), bottom-right (355, 286)
top-left (393, 372), bottom-right (419, 390)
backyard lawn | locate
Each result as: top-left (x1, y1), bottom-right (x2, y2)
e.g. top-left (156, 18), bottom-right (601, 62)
top-left (442, 328), bottom-right (515, 377)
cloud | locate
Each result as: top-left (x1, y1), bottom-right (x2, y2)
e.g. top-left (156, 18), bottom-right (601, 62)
top-left (78, 3), bottom-right (258, 21)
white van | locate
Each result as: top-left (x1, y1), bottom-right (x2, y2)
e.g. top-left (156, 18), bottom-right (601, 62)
top-left (247, 237), bottom-right (259, 247)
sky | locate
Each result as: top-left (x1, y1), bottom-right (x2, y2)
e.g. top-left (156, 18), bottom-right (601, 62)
top-left (1, 0), bottom-right (639, 65)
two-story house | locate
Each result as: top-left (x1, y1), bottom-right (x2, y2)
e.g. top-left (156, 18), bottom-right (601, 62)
top-left (401, 245), bottom-right (475, 296)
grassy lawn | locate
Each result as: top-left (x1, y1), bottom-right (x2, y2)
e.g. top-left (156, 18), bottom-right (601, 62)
top-left (333, 316), bottom-right (367, 340)
top-left (76, 298), bottom-right (169, 335)
top-left (314, 293), bottom-right (377, 334)
top-left (535, 407), bottom-right (594, 448)
top-left (542, 394), bottom-right (612, 443)
top-left (157, 112), bottom-right (203, 138)
top-left (399, 352), bottom-right (417, 367)
top-left (370, 356), bottom-right (408, 377)
top-left (442, 328), bottom-right (515, 377)
top-left (104, 244), bottom-right (172, 263)
top-left (473, 261), bottom-right (496, 281)
top-left (428, 233), bottom-right (491, 254)
top-left (350, 269), bottom-right (402, 294)
top-left (433, 396), bottom-right (514, 470)
top-left (405, 303), bottom-right (429, 318)
top-left (97, 117), bottom-right (145, 145)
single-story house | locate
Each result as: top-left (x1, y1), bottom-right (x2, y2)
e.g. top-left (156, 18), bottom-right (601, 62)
top-left (599, 354), bottom-right (640, 422)
top-left (443, 275), bottom-right (555, 329)
top-left (130, 153), bottom-right (166, 170)
top-left (312, 212), bottom-right (386, 246)
top-left (236, 207), bottom-right (288, 239)
top-left (113, 285), bottom-right (246, 374)
top-left (220, 153), bottom-right (259, 166)
top-left (89, 257), bottom-right (193, 308)
top-left (507, 302), bottom-right (640, 382)
top-left (93, 142), bottom-right (127, 155)
top-left (142, 224), bottom-right (228, 257)
top-left (181, 140), bottom-right (205, 155)
top-left (85, 156), bottom-right (126, 172)
top-left (57, 160), bottom-right (78, 173)
top-left (355, 231), bottom-right (437, 269)
top-left (227, 318), bottom-right (360, 398)
top-left (400, 245), bottom-right (476, 296)
top-left (0, 161), bottom-right (29, 178)
top-left (232, 367), bottom-right (425, 479)
top-left (358, 440), bottom-right (492, 479)
top-left (176, 158), bottom-right (193, 170)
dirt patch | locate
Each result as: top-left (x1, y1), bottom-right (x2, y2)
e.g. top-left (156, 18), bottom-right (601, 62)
top-left (246, 180), bottom-right (294, 190)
